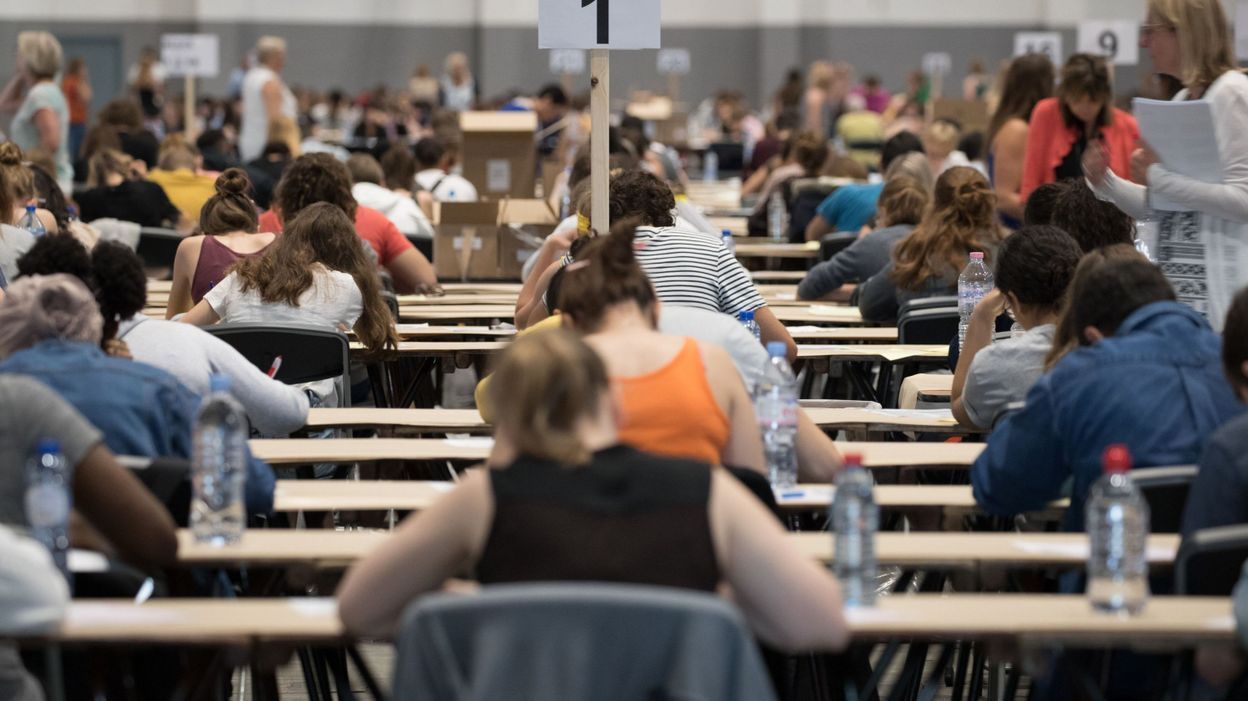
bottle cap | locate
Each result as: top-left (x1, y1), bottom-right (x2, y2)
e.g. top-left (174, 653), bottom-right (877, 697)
top-left (722, 229), bottom-right (732, 237)
top-left (842, 452), bottom-right (863, 469)
top-left (969, 251), bottom-right (984, 261)
top-left (209, 374), bottom-right (232, 394)
top-left (35, 438), bottom-right (61, 456)
top-left (766, 341), bottom-right (787, 358)
top-left (25, 203), bottom-right (36, 213)
top-left (1102, 444), bottom-right (1132, 474)
top-left (738, 310), bottom-right (754, 321)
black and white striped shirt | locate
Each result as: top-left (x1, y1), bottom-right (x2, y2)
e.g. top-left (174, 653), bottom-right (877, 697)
top-left (633, 226), bottom-right (766, 316)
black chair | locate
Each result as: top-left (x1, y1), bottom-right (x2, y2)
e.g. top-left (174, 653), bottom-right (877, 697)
top-left (119, 455), bottom-right (192, 528)
top-left (818, 231), bottom-right (858, 261)
top-left (897, 307), bottom-right (959, 345)
top-left (135, 227), bottom-right (183, 274)
top-left (1175, 524), bottom-right (1248, 596)
top-left (203, 324), bottom-right (352, 407)
top-left (787, 178), bottom-right (840, 243)
top-left (1131, 465), bottom-right (1197, 534)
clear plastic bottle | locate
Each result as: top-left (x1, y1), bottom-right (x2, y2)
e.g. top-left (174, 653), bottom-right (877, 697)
top-left (1086, 444), bottom-right (1150, 615)
top-left (767, 191), bottom-right (788, 243)
top-left (738, 309), bottom-right (760, 342)
top-left (19, 203), bottom-right (46, 237)
top-left (832, 453), bottom-right (878, 607)
top-left (1134, 238), bottom-right (1153, 262)
top-left (721, 229), bottom-right (736, 255)
top-left (703, 150), bottom-right (719, 182)
top-left (191, 375), bottom-right (248, 545)
top-left (26, 439), bottom-right (71, 579)
top-left (957, 251), bottom-right (994, 352)
top-left (754, 342), bottom-right (799, 487)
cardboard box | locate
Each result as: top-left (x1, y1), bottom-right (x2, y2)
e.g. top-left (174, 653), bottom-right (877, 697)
top-left (931, 99), bottom-right (990, 134)
top-left (459, 111), bottom-right (538, 200)
top-left (434, 199), bottom-right (558, 281)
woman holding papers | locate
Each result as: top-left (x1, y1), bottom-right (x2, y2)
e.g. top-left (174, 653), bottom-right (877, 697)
top-left (1084, 0), bottom-right (1248, 330)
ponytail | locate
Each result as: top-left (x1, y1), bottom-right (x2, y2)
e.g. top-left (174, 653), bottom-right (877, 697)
top-left (891, 166), bottom-right (1003, 291)
top-left (558, 217), bottom-right (658, 332)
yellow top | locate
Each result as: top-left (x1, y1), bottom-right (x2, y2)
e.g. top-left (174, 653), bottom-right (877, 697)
top-left (473, 314), bottom-right (564, 422)
top-left (147, 169), bottom-right (217, 221)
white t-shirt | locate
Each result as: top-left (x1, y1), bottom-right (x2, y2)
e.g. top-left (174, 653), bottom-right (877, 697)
top-left (416, 169), bottom-right (479, 202)
top-left (0, 225), bottom-right (35, 283)
top-left (352, 182), bottom-right (435, 239)
top-left (239, 66), bottom-right (297, 162)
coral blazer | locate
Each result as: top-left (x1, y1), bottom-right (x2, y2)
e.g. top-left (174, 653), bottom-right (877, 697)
top-left (1020, 97), bottom-right (1140, 203)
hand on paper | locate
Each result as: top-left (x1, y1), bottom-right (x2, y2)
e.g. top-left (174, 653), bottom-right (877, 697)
top-left (1131, 142), bottom-right (1161, 185)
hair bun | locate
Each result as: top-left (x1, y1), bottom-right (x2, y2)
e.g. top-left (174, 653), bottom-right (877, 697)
top-left (215, 167), bottom-right (251, 197)
top-left (0, 142), bottom-right (24, 167)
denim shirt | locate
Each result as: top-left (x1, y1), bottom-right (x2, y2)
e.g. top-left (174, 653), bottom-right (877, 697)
top-left (0, 340), bottom-right (275, 514)
top-left (971, 301), bottom-right (1244, 531)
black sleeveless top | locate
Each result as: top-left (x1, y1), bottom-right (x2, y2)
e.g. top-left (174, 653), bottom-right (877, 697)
top-left (477, 445), bottom-right (720, 592)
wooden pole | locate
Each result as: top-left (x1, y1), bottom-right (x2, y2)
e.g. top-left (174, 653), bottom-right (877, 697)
top-left (667, 73), bottom-right (680, 104)
top-left (183, 75), bottom-right (197, 139)
top-left (590, 49), bottom-right (610, 235)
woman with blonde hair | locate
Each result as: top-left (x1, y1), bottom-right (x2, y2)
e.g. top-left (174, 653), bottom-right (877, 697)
top-left (4, 32), bottom-right (72, 192)
top-left (1084, 0), bottom-right (1248, 331)
top-left (858, 166), bottom-right (1005, 323)
top-left (338, 327), bottom-right (850, 653)
top-left (440, 51), bottom-right (477, 112)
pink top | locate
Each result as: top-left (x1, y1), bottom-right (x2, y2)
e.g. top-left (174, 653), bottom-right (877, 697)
top-left (191, 235), bottom-right (269, 303)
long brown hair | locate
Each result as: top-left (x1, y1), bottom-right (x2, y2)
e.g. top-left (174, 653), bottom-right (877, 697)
top-left (200, 168), bottom-right (259, 234)
top-left (231, 202), bottom-right (397, 354)
top-left (558, 217), bottom-right (658, 333)
top-left (1057, 54), bottom-right (1114, 130)
top-left (0, 142), bottom-right (34, 204)
top-left (987, 53), bottom-right (1055, 147)
top-left (487, 328), bottom-right (610, 466)
top-left (890, 167), bottom-right (1003, 291)
top-left (0, 160), bottom-right (12, 217)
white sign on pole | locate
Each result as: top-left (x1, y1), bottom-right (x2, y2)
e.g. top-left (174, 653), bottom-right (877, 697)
top-left (1013, 32), bottom-right (1063, 63)
top-left (921, 52), bottom-right (952, 77)
top-left (539, 0), bottom-right (661, 50)
top-left (1078, 21), bottom-right (1139, 65)
top-left (657, 48), bottom-right (691, 76)
top-left (1237, 1), bottom-right (1248, 61)
top-left (160, 34), bottom-right (220, 78)
top-left (549, 49), bottom-right (587, 75)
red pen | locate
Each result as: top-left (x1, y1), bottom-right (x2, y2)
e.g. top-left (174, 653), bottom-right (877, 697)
top-left (267, 356), bottom-right (283, 378)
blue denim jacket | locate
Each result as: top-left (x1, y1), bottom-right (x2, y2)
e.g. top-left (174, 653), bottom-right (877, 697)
top-left (972, 301), bottom-right (1244, 531)
top-left (0, 340), bottom-right (275, 514)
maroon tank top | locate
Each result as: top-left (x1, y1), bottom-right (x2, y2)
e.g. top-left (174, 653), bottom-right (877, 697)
top-left (190, 236), bottom-right (269, 303)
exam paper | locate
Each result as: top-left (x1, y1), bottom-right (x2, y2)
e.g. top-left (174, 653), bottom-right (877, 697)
top-left (1133, 98), bottom-right (1223, 211)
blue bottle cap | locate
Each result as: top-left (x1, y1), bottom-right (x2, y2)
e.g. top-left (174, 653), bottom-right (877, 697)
top-left (35, 438), bottom-right (61, 455)
top-left (26, 203), bottom-right (36, 213)
top-left (209, 374), bottom-right (232, 393)
top-left (722, 229), bottom-right (732, 237)
top-left (738, 310), bottom-right (754, 321)
top-left (766, 341), bottom-right (787, 358)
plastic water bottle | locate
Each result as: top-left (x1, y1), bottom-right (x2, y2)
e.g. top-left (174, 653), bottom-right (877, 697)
top-left (738, 309), bottom-right (760, 342)
top-left (767, 191), bottom-right (788, 243)
top-left (191, 375), bottom-right (248, 545)
top-left (1086, 444), bottom-right (1150, 615)
top-left (1134, 238), bottom-right (1153, 262)
top-left (703, 150), bottom-right (719, 182)
top-left (832, 453), bottom-right (878, 607)
top-left (957, 252), bottom-right (993, 352)
top-left (19, 204), bottom-right (46, 237)
top-left (25, 439), bottom-right (71, 579)
top-left (721, 229), bottom-right (736, 255)
top-left (754, 342), bottom-right (799, 488)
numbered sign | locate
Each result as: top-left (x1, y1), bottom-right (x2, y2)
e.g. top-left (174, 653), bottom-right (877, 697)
top-left (1013, 32), bottom-right (1063, 62)
top-left (160, 34), bottom-right (220, 78)
top-left (549, 49), bottom-right (587, 75)
top-left (922, 52), bottom-right (952, 77)
top-left (539, 0), bottom-right (661, 50)
top-left (1078, 21), bottom-right (1139, 66)
top-left (1237, 1), bottom-right (1248, 61)
top-left (657, 49), bottom-right (691, 76)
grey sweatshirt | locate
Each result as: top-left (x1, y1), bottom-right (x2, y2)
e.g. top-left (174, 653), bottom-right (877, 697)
top-left (797, 224), bottom-right (912, 300)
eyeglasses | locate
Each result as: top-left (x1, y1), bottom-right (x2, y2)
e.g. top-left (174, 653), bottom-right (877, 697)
top-left (1139, 23), bottom-right (1176, 38)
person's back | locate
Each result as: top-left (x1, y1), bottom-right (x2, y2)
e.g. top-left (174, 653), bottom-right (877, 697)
top-left (633, 225), bottom-right (765, 317)
top-left (76, 178), bottom-right (181, 228)
top-left (798, 224), bottom-right (910, 300)
top-left (0, 225), bottom-right (35, 283)
top-left (189, 234), bottom-right (273, 304)
top-left (148, 167), bottom-right (216, 220)
top-left (240, 63), bottom-right (289, 162)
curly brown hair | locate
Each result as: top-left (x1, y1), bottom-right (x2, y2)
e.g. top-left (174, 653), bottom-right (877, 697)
top-left (890, 166), bottom-right (1003, 291)
top-left (274, 153), bottom-right (359, 224)
top-left (608, 170), bottom-right (675, 228)
top-left (231, 202), bottom-right (396, 354)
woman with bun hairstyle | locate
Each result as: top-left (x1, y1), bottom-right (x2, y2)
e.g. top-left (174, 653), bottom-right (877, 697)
top-left (0, 142), bottom-right (58, 233)
top-left (166, 168), bottom-right (275, 317)
top-left (858, 166), bottom-right (1005, 323)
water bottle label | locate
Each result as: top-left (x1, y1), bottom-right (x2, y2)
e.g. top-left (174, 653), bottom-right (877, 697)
top-left (26, 484), bottom-right (68, 527)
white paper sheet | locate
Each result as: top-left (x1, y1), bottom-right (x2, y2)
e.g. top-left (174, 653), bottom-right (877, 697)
top-left (67, 604), bottom-right (186, 627)
top-left (288, 598), bottom-right (338, 618)
top-left (444, 437), bottom-right (496, 449)
top-left (1133, 98), bottom-right (1223, 211)
top-left (843, 606), bottom-right (903, 624)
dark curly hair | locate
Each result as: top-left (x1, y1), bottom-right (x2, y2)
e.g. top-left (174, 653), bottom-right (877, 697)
top-left (994, 225), bottom-right (1082, 312)
top-left (608, 170), bottom-right (674, 228)
top-left (1022, 180), bottom-right (1070, 227)
top-left (16, 234), bottom-right (91, 283)
top-left (1050, 182), bottom-right (1134, 254)
top-left (90, 242), bottom-right (148, 341)
top-left (274, 153), bottom-right (358, 224)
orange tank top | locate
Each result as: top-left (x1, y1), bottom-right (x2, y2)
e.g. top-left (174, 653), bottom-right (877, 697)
top-left (615, 338), bottom-right (731, 465)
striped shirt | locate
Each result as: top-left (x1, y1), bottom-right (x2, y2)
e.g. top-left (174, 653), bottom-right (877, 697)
top-left (633, 226), bottom-right (766, 315)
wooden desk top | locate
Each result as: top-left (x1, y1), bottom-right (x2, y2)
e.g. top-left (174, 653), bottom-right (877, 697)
top-left (398, 306), bottom-right (515, 322)
top-left (392, 325), bottom-right (516, 340)
top-left (43, 595), bottom-right (1234, 647)
top-left (751, 270), bottom-right (808, 282)
top-left (304, 408), bottom-right (486, 432)
top-left (797, 345), bottom-right (948, 363)
top-left (353, 341), bottom-right (507, 357)
top-left (787, 327), bottom-right (899, 343)
top-left (396, 294), bottom-right (518, 306)
top-left (775, 484), bottom-right (1063, 511)
top-left (772, 305), bottom-right (865, 325)
top-left (734, 241), bottom-right (821, 259)
top-left (903, 373), bottom-right (954, 398)
top-left (439, 283), bottom-right (524, 294)
top-left (804, 407), bottom-right (977, 434)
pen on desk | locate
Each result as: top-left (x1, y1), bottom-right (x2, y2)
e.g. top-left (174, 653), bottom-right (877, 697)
top-left (779, 490), bottom-right (806, 499)
top-left (267, 355), bottom-right (283, 378)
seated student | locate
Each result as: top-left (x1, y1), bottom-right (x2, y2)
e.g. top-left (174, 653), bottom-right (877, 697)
top-left (29, 163), bottom-right (100, 250)
top-left (346, 153), bottom-right (434, 243)
top-left (166, 169), bottom-right (276, 317)
top-left (749, 131), bottom-right (830, 219)
top-left (0, 168), bottom-right (34, 283)
top-left (951, 226), bottom-right (1082, 429)
top-left (971, 246), bottom-right (1243, 531)
top-left (75, 148), bottom-right (185, 230)
top-left (145, 135), bottom-right (218, 221)
top-left (380, 145), bottom-right (436, 221)
top-left (0, 274), bottom-right (276, 514)
top-left (413, 137), bottom-right (478, 202)
top-left (805, 131), bottom-right (924, 240)
top-left (1049, 181), bottom-right (1134, 254)
top-left (858, 166), bottom-right (1005, 324)
top-left (184, 202), bottom-right (397, 406)
top-left (257, 153), bottom-right (440, 295)
top-left (797, 175), bottom-right (929, 301)
top-left (1020, 180), bottom-right (1070, 227)
top-left (923, 119), bottom-right (972, 176)
top-left (15, 237), bottom-right (309, 436)
top-left (0, 143), bottom-right (59, 234)
top-left (337, 328), bottom-right (851, 652)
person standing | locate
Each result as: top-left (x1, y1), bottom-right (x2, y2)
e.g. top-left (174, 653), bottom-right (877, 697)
top-left (9, 32), bottom-right (72, 193)
top-left (985, 54), bottom-right (1054, 227)
top-left (239, 36), bottom-right (296, 162)
top-left (440, 52), bottom-right (477, 112)
top-left (61, 57), bottom-right (92, 161)
top-left (1084, 0), bottom-right (1248, 330)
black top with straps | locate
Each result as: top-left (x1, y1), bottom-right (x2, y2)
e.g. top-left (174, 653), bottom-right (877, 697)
top-left (477, 445), bottom-right (720, 592)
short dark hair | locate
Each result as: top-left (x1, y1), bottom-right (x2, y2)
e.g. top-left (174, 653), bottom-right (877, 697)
top-left (880, 131), bottom-right (924, 172)
top-left (537, 84), bottom-right (569, 106)
top-left (994, 225), bottom-right (1082, 311)
top-left (609, 170), bottom-right (675, 228)
top-left (196, 129), bottom-right (229, 152)
top-left (346, 153), bottom-right (384, 185)
top-left (414, 138), bottom-right (445, 170)
top-left (1051, 182), bottom-right (1134, 253)
top-left (16, 234), bottom-right (91, 283)
top-left (1224, 286), bottom-right (1248, 393)
top-left (957, 131), bottom-right (984, 162)
top-left (1023, 181), bottom-right (1070, 226)
top-left (380, 146), bottom-right (417, 192)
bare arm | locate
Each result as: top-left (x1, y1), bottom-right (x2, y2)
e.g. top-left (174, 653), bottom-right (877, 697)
top-left (180, 299), bottom-right (221, 326)
top-left (754, 306), bottom-right (797, 364)
top-left (386, 248), bottom-right (439, 295)
top-left (991, 121), bottom-right (1028, 222)
top-left (73, 445), bottom-right (178, 570)
top-left (805, 214), bottom-right (832, 242)
top-left (796, 409), bottom-right (841, 482)
top-left (951, 290), bottom-right (1005, 429)
top-left (166, 237), bottom-right (202, 318)
top-left (515, 229), bottom-right (576, 320)
top-left (261, 79), bottom-right (284, 121)
top-left (702, 344), bottom-right (765, 474)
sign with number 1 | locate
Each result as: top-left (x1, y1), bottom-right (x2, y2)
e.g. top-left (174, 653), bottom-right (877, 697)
top-left (539, 0), bottom-right (660, 50)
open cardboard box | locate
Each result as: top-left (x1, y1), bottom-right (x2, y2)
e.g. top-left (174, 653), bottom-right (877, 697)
top-left (460, 111), bottom-right (539, 200)
top-left (434, 199), bottom-right (559, 281)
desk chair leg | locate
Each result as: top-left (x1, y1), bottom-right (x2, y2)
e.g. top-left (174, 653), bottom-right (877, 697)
top-left (41, 644), bottom-right (65, 701)
top-left (916, 643), bottom-right (955, 701)
top-left (966, 644), bottom-right (986, 701)
top-left (346, 645), bottom-right (388, 701)
top-left (296, 648), bottom-right (323, 701)
top-left (325, 648), bottom-right (358, 700)
top-left (949, 642), bottom-right (972, 701)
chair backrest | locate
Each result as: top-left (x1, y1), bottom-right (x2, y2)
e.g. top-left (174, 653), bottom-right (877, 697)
top-left (898, 307), bottom-right (959, 345)
top-left (787, 178), bottom-right (840, 242)
top-left (1131, 465), bottom-right (1197, 534)
top-left (394, 583), bottom-right (777, 701)
top-left (1176, 524), bottom-right (1248, 596)
top-left (899, 295), bottom-right (959, 314)
top-left (818, 231), bottom-right (858, 261)
top-left (202, 324), bottom-right (351, 407)
top-left (121, 455), bottom-right (192, 528)
top-left (136, 227), bottom-right (184, 272)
